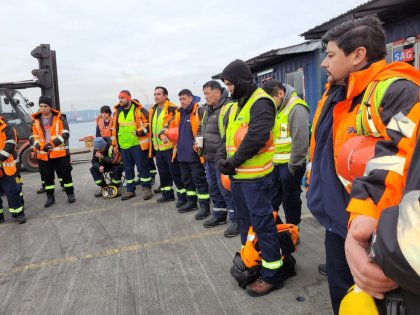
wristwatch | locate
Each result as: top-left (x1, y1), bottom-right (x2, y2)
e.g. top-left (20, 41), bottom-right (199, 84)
top-left (367, 231), bottom-right (377, 262)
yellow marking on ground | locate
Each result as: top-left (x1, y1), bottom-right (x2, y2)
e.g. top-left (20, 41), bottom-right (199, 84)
top-left (0, 229), bottom-right (222, 277)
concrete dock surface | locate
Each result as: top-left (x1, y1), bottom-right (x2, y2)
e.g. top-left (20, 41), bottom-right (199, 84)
top-left (0, 155), bottom-right (332, 315)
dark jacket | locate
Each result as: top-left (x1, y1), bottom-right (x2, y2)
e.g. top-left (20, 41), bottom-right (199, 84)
top-left (197, 88), bottom-right (230, 161)
top-left (373, 138), bottom-right (420, 315)
top-left (91, 138), bottom-right (115, 170)
top-left (216, 59), bottom-right (275, 167)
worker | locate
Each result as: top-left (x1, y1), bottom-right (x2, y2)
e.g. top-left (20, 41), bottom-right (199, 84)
top-left (0, 117), bottom-right (26, 224)
top-left (96, 105), bottom-right (113, 139)
top-left (198, 80), bottom-right (239, 237)
top-left (31, 96), bottom-right (75, 207)
top-left (172, 89), bottom-right (210, 218)
top-left (149, 86), bottom-right (186, 206)
top-left (112, 90), bottom-right (153, 201)
top-left (306, 15), bottom-right (420, 314)
top-left (216, 59), bottom-right (283, 296)
top-left (262, 80), bottom-right (309, 227)
top-left (90, 137), bottom-right (123, 198)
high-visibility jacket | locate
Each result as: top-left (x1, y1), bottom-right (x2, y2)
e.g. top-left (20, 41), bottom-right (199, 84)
top-left (307, 60), bottom-right (420, 223)
top-left (226, 88), bottom-right (277, 180)
top-left (96, 115), bottom-right (113, 138)
top-left (218, 102), bottom-right (235, 138)
top-left (170, 102), bottom-right (204, 163)
top-left (31, 109), bottom-right (70, 161)
top-left (273, 93), bottom-right (309, 164)
top-left (148, 100), bottom-right (178, 156)
top-left (112, 100), bottom-right (150, 151)
top-left (0, 118), bottom-right (18, 176)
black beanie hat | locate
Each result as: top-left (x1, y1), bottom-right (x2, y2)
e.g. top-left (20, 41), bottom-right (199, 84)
top-left (100, 105), bottom-right (112, 114)
top-left (39, 95), bottom-right (53, 107)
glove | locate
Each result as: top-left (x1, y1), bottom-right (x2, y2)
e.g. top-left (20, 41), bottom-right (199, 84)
top-left (136, 128), bottom-right (147, 137)
top-left (43, 143), bottom-right (53, 152)
top-left (216, 158), bottom-right (237, 175)
top-left (52, 137), bottom-right (63, 146)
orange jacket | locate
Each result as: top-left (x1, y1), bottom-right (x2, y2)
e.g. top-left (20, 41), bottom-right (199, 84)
top-left (112, 100), bottom-right (150, 151)
top-left (169, 102), bottom-right (204, 163)
top-left (308, 60), bottom-right (420, 224)
top-left (96, 115), bottom-right (113, 138)
top-left (148, 100), bottom-right (178, 157)
top-left (0, 117), bottom-right (18, 176)
top-left (31, 109), bottom-right (70, 161)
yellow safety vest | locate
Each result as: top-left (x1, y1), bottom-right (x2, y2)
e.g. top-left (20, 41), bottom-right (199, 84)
top-left (117, 105), bottom-right (139, 149)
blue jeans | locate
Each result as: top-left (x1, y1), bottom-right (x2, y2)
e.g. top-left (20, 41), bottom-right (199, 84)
top-left (231, 174), bottom-right (281, 284)
top-left (121, 145), bottom-right (151, 192)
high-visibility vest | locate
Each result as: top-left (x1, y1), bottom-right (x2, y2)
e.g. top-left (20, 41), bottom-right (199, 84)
top-left (226, 88), bottom-right (277, 180)
top-left (31, 109), bottom-right (69, 161)
top-left (0, 119), bottom-right (18, 176)
top-left (150, 101), bottom-right (177, 152)
top-left (273, 93), bottom-right (309, 164)
top-left (218, 102), bottom-right (235, 138)
top-left (117, 106), bottom-right (140, 149)
top-left (96, 115), bottom-right (113, 137)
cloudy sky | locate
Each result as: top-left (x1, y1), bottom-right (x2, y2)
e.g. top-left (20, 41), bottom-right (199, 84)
top-left (1, 0), bottom-right (367, 111)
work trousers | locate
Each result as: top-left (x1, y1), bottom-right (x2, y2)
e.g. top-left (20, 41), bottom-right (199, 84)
top-left (0, 174), bottom-right (24, 217)
top-left (155, 149), bottom-right (185, 201)
top-left (38, 155), bottom-right (74, 196)
top-left (121, 145), bottom-right (151, 192)
top-left (231, 174), bottom-right (282, 284)
top-left (205, 161), bottom-right (236, 220)
top-left (271, 164), bottom-right (304, 226)
top-left (325, 229), bottom-right (354, 315)
top-left (178, 161), bottom-right (210, 206)
top-left (90, 163), bottom-right (124, 187)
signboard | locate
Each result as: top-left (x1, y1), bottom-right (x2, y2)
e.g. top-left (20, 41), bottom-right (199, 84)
top-left (393, 47), bottom-right (414, 62)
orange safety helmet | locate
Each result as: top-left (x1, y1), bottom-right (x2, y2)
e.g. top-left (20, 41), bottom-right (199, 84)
top-left (221, 174), bottom-right (231, 191)
top-left (337, 136), bottom-right (381, 182)
top-left (164, 127), bottom-right (179, 143)
top-left (234, 123), bottom-right (273, 153)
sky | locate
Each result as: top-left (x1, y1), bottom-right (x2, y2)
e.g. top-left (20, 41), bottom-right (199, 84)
top-left (0, 0), bottom-right (367, 111)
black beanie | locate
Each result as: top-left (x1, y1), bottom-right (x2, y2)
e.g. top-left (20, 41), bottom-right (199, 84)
top-left (39, 95), bottom-right (53, 107)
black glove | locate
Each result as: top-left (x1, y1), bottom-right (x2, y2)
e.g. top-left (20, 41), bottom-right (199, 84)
top-left (52, 137), bottom-right (63, 146)
top-left (136, 128), bottom-right (147, 137)
top-left (43, 143), bottom-right (53, 152)
top-left (216, 158), bottom-right (237, 175)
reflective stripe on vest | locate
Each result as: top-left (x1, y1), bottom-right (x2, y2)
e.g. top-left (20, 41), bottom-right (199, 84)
top-left (273, 94), bottom-right (309, 164)
top-left (356, 77), bottom-right (402, 137)
top-left (117, 106), bottom-right (139, 149)
top-left (226, 88), bottom-right (276, 180)
top-left (152, 106), bottom-right (174, 151)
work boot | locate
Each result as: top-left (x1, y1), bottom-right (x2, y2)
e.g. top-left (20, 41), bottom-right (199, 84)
top-left (67, 193), bottom-right (76, 203)
top-left (318, 263), bottom-right (327, 276)
top-left (0, 213), bottom-right (4, 223)
top-left (94, 188), bottom-right (103, 198)
top-left (245, 277), bottom-right (284, 297)
top-left (37, 187), bottom-right (46, 194)
top-left (175, 199), bottom-right (187, 208)
top-left (195, 203), bottom-right (211, 220)
top-left (203, 216), bottom-right (227, 228)
top-left (154, 185), bottom-right (161, 194)
top-left (157, 195), bottom-right (175, 203)
top-left (44, 195), bottom-right (56, 208)
top-left (178, 200), bottom-right (198, 213)
top-left (143, 187), bottom-right (153, 200)
top-left (14, 213), bottom-right (26, 224)
top-left (121, 191), bottom-right (136, 201)
top-left (223, 221), bottom-right (240, 237)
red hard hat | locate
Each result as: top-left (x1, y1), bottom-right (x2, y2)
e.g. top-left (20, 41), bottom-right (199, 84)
top-left (165, 127), bottom-right (179, 143)
top-left (220, 174), bottom-right (231, 191)
top-left (234, 123), bottom-right (273, 153)
top-left (337, 136), bottom-right (381, 182)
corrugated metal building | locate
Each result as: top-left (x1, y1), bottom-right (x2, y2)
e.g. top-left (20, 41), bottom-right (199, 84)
top-left (213, 0), bottom-right (420, 121)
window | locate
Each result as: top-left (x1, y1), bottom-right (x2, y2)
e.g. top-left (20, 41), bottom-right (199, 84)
top-left (285, 69), bottom-right (305, 100)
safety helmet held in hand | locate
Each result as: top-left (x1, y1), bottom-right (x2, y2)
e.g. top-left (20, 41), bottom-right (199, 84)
top-left (234, 123), bottom-right (273, 153)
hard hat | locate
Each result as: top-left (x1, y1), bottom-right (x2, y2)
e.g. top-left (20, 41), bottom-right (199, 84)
top-left (101, 185), bottom-right (119, 199)
top-left (164, 127), bottom-right (179, 143)
top-left (339, 285), bottom-right (379, 315)
top-left (337, 136), bottom-right (380, 182)
top-left (221, 174), bottom-right (231, 191)
top-left (234, 123), bottom-right (273, 153)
